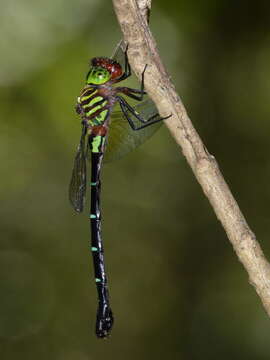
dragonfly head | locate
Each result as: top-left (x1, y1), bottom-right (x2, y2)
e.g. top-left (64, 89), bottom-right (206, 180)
top-left (86, 57), bottom-right (123, 85)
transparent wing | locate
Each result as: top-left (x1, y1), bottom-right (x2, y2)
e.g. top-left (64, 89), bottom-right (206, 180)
top-left (69, 125), bottom-right (87, 212)
top-left (111, 40), bottom-right (127, 69)
top-left (104, 99), bottom-right (163, 163)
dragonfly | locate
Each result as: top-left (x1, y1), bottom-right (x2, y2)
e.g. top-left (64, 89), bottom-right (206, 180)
top-left (69, 41), bottom-right (170, 338)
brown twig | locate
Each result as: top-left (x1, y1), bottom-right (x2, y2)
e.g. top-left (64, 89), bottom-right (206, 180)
top-left (112, 0), bottom-right (270, 316)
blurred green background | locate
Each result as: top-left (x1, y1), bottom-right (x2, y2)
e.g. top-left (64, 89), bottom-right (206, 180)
top-left (1, 0), bottom-right (270, 359)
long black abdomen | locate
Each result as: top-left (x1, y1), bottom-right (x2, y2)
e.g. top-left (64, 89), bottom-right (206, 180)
top-left (89, 136), bottom-right (113, 338)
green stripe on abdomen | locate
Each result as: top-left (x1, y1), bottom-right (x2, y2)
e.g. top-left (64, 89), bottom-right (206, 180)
top-left (91, 135), bottom-right (105, 153)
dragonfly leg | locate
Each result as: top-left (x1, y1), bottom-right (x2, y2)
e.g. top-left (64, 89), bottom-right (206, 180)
top-left (117, 100), bottom-right (137, 131)
top-left (116, 64), bottom-right (147, 101)
top-left (115, 88), bottom-right (146, 101)
top-left (122, 47), bottom-right (131, 80)
top-left (117, 95), bottom-right (171, 129)
top-left (117, 96), bottom-right (171, 131)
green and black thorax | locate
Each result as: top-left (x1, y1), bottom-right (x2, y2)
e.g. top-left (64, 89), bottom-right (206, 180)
top-left (76, 57), bottom-right (124, 143)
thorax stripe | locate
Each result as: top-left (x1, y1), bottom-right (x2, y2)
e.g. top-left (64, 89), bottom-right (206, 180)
top-left (78, 87), bottom-right (109, 124)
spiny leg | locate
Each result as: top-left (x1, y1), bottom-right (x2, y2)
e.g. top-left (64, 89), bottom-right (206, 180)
top-left (116, 64), bottom-right (148, 101)
top-left (123, 46), bottom-right (131, 79)
top-left (117, 96), bottom-right (171, 130)
top-left (118, 99), bottom-right (162, 131)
